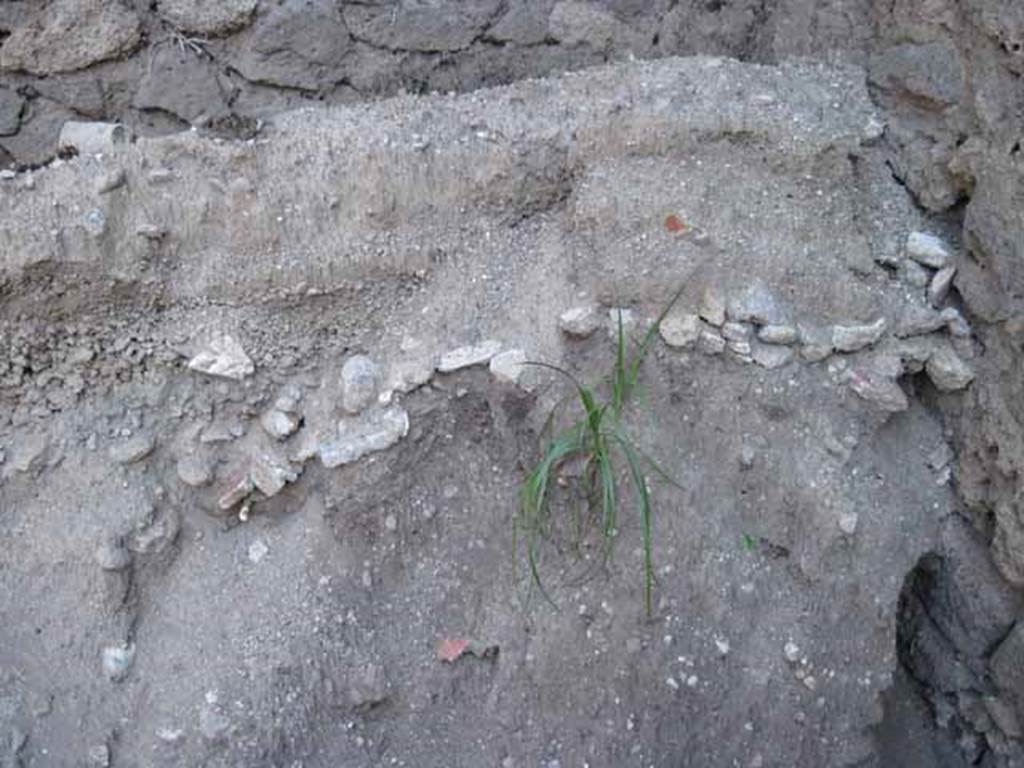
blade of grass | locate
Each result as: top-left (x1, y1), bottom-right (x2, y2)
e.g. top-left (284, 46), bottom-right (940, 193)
top-left (612, 432), bottom-right (654, 616)
top-left (612, 308), bottom-right (627, 415)
top-left (623, 284), bottom-right (687, 400)
top-left (595, 435), bottom-right (617, 545)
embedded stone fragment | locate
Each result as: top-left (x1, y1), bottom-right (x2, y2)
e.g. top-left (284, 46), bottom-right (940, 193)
top-left (897, 306), bottom-right (947, 337)
top-left (906, 231), bottom-right (951, 269)
top-left (341, 355), bottom-right (382, 414)
top-left (832, 318), bottom-right (887, 353)
top-left (217, 472), bottom-right (255, 511)
top-left (250, 453), bottom-right (300, 498)
top-left (928, 265), bottom-right (957, 307)
top-left (176, 455), bottom-right (212, 487)
top-left (659, 313), bottom-right (701, 348)
top-left (319, 407), bottom-right (409, 468)
top-left (489, 349), bottom-right (527, 385)
top-left (752, 343), bottom-right (794, 370)
top-left (799, 323), bottom-right (834, 363)
top-left (188, 335), bottom-right (254, 381)
top-left (698, 288), bottom-right (726, 327)
top-left (758, 325), bottom-right (799, 345)
top-left (925, 346), bottom-right (975, 392)
top-left (727, 284), bottom-right (784, 325)
top-left (260, 409), bottom-right (299, 440)
top-left (698, 329), bottom-right (726, 355)
top-left (437, 341), bottom-right (502, 373)
top-left (847, 356), bottom-right (908, 412)
top-left (559, 305), bottom-right (601, 338)
top-left (157, 0), bottom-right (258, 36)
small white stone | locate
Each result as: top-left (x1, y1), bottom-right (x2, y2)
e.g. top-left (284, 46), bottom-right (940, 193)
top-left (559, 305), bottom-right (601, 338)
top-left (714, 638), bottom-right (731, 656)
top-left (721, 322), bottom-right (750, 342)
top-left (260, 409), bottom-right (298, 440)
top-left (727, 340), bottom-right (752, 357)
top-left (906, 231), bottom-right (951, 269)
top-left (926, 346), bottom-right (975, 392)
top-left (928, 265), bottom-right (957, 307)
top-left (838, 512), bottom-right (859, 535)
top-left (698, 287), bottom-right (726, 327)
top-left (783, 641), bottom-right (801, 663)
top-left (341, 355), bottom-right (382, 414)
top-left (899, 259), bottom-right (931, 288)
top-left (248, 540), bottom-right (269, 563)
top-left (752, 343), bottom-right (794, 370)
top-left (665, 677), bottom-right (680, 690)
top-left (686, 675), bottom-right (699, 688)
top-left (758, 325), bottom-right (799, 345)
top-left (188, 335), bottom-right (254, 381)
top-left (490, 348), bottom-right (527, 384)
top-left (384, 514), bottom-right (398, 531)
top-left (320, 407), bottom-right (410, 468)
top-left (438, 340), bottom-right (502, 372)
top-left (698, 330), bottom-right (726, 355)
top-left (659, 313), bottom-right (701, 348)
top-left (102, 644), bottom-right (135, 682)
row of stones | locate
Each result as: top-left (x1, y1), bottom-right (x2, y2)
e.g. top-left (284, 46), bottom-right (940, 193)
top-left (560, 231), bottom-right (973, 411)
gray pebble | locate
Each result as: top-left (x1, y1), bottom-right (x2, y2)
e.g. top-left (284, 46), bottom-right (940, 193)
top-left (341, 354), bottom-right (382, 414)
top-left (95, 538), bottom-right (132, 571)
top-left (102, 644), bottom-right (135, 682)
top-left (559, 305), bottom-right (601, 338)
top-left (906, 231), bottom-right (951, 269)
top-left (832, 318), bottom-right (886, 353)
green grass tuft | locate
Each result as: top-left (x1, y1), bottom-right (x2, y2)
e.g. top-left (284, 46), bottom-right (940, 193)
top-left (516, 288), bottom-right (684, 616)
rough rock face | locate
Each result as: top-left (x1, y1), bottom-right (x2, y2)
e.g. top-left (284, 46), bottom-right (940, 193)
top-left (156, 0), bottom-right (258, 36)
top-left (0, 0), bottom-right (142, 75)
top-left (0, 0), bottom-right (874, 168)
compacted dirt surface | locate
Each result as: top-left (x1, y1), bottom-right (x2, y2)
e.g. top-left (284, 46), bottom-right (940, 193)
top-left (1, 3), bottom-right (1024, 768)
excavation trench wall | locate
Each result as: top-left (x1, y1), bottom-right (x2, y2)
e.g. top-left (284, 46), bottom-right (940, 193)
top-left (0, 2), bottom-right (1023, 767)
